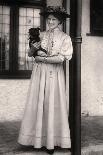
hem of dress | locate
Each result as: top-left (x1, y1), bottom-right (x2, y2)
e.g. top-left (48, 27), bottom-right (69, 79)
top-left (18, 133), bottom-right (71, 149)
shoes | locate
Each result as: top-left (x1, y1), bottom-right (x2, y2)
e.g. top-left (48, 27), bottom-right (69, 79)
top-left (46, 149), bottom-right (54, 154)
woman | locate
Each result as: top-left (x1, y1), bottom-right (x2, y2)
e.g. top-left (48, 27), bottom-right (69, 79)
top-left (18, 6), bottom-right (73, 154)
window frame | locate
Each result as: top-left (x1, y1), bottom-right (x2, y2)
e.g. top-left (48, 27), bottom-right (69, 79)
top-left (0, 0), bottom-right (46, 79)
top-left (89, 0), bottom-right (103, 36)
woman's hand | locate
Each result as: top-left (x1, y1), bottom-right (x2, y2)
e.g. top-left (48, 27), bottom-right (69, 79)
top-left (37, 50), bottom-right (47, 57)
top-left (28, 47), bottom-right (36, 57)
top-left (35, 56), bottom-right (43, 63)
top-left (35, 56), bottom-right (48, 63)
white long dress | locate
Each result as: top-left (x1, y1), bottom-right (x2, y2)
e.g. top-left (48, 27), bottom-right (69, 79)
top-left (18, 27), bottom-right (73, 149)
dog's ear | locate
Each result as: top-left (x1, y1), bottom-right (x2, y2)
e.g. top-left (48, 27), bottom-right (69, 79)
top-left (37, 27), bottom-right (40, 31)
top-left (29, 28), bottom-right (34, 35)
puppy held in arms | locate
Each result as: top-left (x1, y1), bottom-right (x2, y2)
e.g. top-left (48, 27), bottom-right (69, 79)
top-left (28, 27), bottom-right (47, 58)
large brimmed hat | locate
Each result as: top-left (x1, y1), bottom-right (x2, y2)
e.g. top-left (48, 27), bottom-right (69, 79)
top-left (40, 6), bottom-right (70, 20)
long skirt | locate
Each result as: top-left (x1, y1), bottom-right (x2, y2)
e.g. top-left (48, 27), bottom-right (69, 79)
top-left (18, 62), bottom-right (71, 149)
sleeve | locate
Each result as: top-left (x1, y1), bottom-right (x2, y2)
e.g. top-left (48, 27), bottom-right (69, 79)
top-left (59, 35), bottom-right (73, 61)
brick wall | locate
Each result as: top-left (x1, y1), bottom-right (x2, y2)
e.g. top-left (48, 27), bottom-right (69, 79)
top-left (0, 80), bottom-right (30, 121)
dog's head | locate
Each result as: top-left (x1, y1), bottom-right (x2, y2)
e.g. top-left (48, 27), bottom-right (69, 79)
top-left (29, 27), bottom-right (40, 42)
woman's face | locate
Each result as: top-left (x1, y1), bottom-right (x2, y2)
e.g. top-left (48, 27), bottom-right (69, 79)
top-left (47, 14), bottom-right (60, 30)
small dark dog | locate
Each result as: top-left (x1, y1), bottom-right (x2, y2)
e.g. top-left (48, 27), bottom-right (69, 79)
top-left (28, 27), bottom-right (47, 57)
top-left (28, 27), bottom-right (40, 48)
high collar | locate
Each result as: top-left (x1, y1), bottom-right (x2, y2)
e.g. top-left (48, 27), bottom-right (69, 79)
top-left (47, 27), bottom-right (60, 33)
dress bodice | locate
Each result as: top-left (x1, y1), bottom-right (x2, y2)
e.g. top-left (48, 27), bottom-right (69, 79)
top-left (40, 27), bottom-right (73, 60)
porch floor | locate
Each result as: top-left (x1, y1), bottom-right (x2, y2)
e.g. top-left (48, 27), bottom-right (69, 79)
top-left (81, 116), bottom-right (103, 155)
top-left (0, 116), bottom-right (103, 154)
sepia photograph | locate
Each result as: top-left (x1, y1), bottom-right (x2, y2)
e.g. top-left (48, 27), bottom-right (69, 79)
top-left (1, 0), bottom-right (103, 155)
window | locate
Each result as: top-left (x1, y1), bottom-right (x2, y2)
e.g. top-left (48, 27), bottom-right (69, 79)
top-left (0, 6), bottom-right (10, 72)
top-left (19, 8), bottom-right (41, 71)
top-left (0, 0), bottom-right (46, 78)
top-left (90, 0), bottom-right (103, 36)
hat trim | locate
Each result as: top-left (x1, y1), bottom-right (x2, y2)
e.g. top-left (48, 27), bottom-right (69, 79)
top-left (40, 6), bottom-right (70, 18)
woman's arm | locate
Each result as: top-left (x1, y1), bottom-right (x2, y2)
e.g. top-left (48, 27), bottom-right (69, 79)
top-left (28, 42), bottom-right (41, 57)
top-left (37, 50), bottom-right (47, 57)
top-left (35, 55), bottom-right (64, 64)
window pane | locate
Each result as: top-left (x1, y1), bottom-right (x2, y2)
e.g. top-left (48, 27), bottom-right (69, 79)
top-left (19, 8), bottom-right (26, 17)
top-left (26, 17), bottom-right (34, 26)
top-left (34, 9), bottom-right (40, 17)
top-left (18, 7), bottom-right (40, 70)
top-left (3, 15), bottom-right (10, 24)
top-left (2, 24), bottom-right (10, 34)
top-left (90, 0), bottom-right (103, 35)
top-left (0, 6), bottom-right (10, 71)
top-left (33, 18), bottom-right (40, 27)
top-left (19, 26), bottom-right (27, 34)
top-left (19, 17), bottom-right (27, 25)
top-left (26, 8), bottom-right (34, 16)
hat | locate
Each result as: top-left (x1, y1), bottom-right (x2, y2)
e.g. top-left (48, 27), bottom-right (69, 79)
top-left (40, 6), bottom-right (70, 20)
